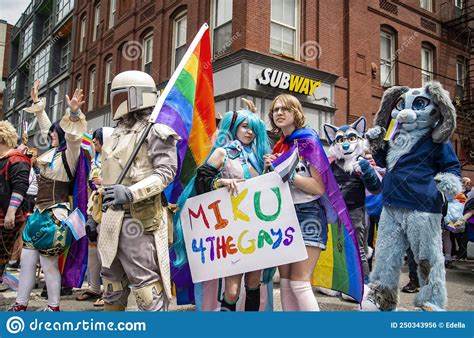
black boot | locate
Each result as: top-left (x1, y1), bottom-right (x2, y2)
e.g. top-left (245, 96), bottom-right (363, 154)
top-left (220, 297), bottom-right (237, 311)
top-left (244, 286), bottom-right (260, 311)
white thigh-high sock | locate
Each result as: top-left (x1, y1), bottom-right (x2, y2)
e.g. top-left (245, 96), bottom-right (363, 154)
top-left (290, 280), bottom-right (320, 311)
top-left (87, 246), bottom-right (102, 294)
top-left (39, 255), bottom-right (61, 308)
top-left (280, 278), bottom-right (299, 311)
top-left (16, 249), bottom-right (39, 306)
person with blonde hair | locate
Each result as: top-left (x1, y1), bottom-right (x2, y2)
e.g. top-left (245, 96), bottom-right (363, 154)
top-left (265, 94), bottom-right (359, 311)
top-left (0, 121), bottom-right (31, 291)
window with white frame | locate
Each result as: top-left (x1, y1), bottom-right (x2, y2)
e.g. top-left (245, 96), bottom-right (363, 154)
top-left (8, 75), bottom-right (17, 109)
top-left (104, 58), bottom-right (113, 104)
top-left (172, 12), bottom-right (187, 71)
top-left (109, 0), bottom-right (116, 29)
top-left (93, 3), bottom-right (100, 41)
top-left (212, 0), bottom-right (232, 57)
top-left (457, 59), bottom-right (466, 87)
top-left (50, 81), bottom-right (68, 122)
top-left (420, 0), bottom-right (432, 11)
top-left (421, 46), bottom-right (434, 85)
top-left (60, 37), bottom-right (71, 72)
top-left (142, 33), bottom-right (153, 75)
top-left (380, 29), bottom-right (396, 87)
top-left (76, 75), bottom-right (82, 89)
top-left (455, 0), bottom-right (464, 9)
top-left (33, 45), bottom-right (51, 85)
top-left (56, 0), bottom-right (73, 24)
top-left (88, 67), bottom-right (96, 111)
top-left (80, 16), bottom-right (87, 52)
top-left (21, 22), bottom-right (33, 60)
top-left (270, 0), bottom-right (298, 58)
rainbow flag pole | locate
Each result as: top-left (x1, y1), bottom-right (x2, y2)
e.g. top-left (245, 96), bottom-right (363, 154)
top-left (116, 23), bottom-right (215, 190)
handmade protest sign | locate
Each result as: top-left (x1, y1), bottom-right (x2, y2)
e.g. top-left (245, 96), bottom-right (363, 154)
top-left (181, 172), bottom-right (307, 282)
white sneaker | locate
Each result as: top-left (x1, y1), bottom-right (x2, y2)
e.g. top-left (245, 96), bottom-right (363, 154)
top-left (315, 287), bottom-right (341, 297)
top-left (342, 284), bottom-right (370, 302)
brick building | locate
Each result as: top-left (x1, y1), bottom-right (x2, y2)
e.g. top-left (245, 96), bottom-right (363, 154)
top-left (4, 0), bottom-right (473, 176)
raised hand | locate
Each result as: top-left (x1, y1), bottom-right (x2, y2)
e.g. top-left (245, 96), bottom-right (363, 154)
top-left (66, 88), bottom-right (86, 113)
top-left (31, 80), bottom-right (40, 103)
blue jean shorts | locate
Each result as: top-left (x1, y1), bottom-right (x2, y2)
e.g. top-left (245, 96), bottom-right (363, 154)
top-left (294, 199), bottom-right (328, 249)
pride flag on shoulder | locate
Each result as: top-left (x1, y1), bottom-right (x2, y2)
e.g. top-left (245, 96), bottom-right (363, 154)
top-left (149, 23), bottom-right (216, 204)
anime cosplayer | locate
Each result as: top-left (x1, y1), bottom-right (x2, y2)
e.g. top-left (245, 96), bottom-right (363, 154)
top-left (10, 81), bottom-right (88, 312)
top-left (362, 81), bottom-right (461, 311)
top-left (173, 100), bottom-right (273, 311)
top-left (0, 121), bottom-right (31, 291)
top-left (323, 117), bottom-right (381, 287)
top-left (97, 70), bottom-right (179, 311)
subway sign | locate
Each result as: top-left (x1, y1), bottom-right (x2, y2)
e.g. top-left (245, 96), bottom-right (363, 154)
top-left (256, 68), bottom-right (321, 96)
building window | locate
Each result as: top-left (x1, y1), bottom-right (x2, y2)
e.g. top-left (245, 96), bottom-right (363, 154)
top-left (50, 81), bottom-right (68, 122)
top-left (80, 16), bottom-right (87, 52)
top-left (172, 12), bottom-right (187, 71)
top-left (33, 45), bottom-right (51, 86)
top-left (455, 0), bottom-right (464, 8)
top-left (212, 0), bottom-right (233, 58)
top-left (7, 76), bottom-right (17, 109)
top-left (60, 37), bottom-right (71, 72)
top-left (93, 3), bottom-right (101, 41)
top-left (109, 0), bottom-right (116, 29)
top-left (88, 67), bottom-right (96, 111)
top-left (420, 0), bottom-right (432, 11)
top-left (421, 46), bottom-right (434, 85)
top-left (142, 33), bottom-right (153, 75)
top-left (42, 16), bottom-right (52, 40)
top-left (76, 75), bottom-right (82, 89)
top-left (270, 0), bottom-right (298, 58)
top-left (380, 29), bottom-right (396, 87)
top-left (21, 22), bottom-right (33, 60)
top-left (56, 0), bottom-right (73, 24)
top-left (457, 59), bottom-right (466, 87)
top-left (104, 58), bottom-right (113, 104)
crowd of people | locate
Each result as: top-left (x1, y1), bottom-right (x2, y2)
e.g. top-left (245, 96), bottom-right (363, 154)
top-left (0, 70), bottom-right (472, 312)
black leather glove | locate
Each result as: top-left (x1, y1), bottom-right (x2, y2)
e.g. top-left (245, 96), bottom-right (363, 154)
top-left (85, 216), bottom-right (98, 243)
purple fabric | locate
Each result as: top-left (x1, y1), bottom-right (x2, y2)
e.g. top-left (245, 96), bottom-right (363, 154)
top-left (61, 149), bottom-right (90, 288)
top-left (285, 131), bottom-right (364, 291)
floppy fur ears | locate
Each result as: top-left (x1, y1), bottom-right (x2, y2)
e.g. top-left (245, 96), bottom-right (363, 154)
top-left (351, 117), bottom-right (367, 135)
top-left (425, 81), bottom-right (456, 143)
top-left (323, 123), bottom-right (338, 144)
top-left (374, 86), bottom-right (410, 129)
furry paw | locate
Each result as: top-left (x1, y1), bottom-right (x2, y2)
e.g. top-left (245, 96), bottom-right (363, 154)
top-left (366, 126), bottom-right (384, 140)
top-left (434, 173), bottom-right (462, 196)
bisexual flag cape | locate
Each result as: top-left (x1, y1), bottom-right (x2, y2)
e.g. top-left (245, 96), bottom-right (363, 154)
top-left (273, 127), bottom-right (364, 303)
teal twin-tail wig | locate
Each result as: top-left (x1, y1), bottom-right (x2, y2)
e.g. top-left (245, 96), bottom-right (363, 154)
top-left (172, 109), bottom-right (270, 268)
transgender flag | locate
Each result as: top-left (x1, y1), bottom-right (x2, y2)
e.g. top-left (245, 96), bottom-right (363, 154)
top-left (149, 23), bottom-right (216, 204)
top-left (64, 208), bottom-right (86, 240)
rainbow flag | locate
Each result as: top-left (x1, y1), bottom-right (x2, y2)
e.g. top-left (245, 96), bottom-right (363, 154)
top-left (149, 24), bottom-right (216, 204)
top-left (312, 222), bottom-right (363, 300)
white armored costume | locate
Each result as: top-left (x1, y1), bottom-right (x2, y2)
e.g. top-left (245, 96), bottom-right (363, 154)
top-left (98, 71), bottom-right (179, 311)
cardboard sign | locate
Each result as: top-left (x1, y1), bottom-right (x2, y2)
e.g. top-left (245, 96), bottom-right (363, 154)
top-left (181, 172), bottom-right (307, 282)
